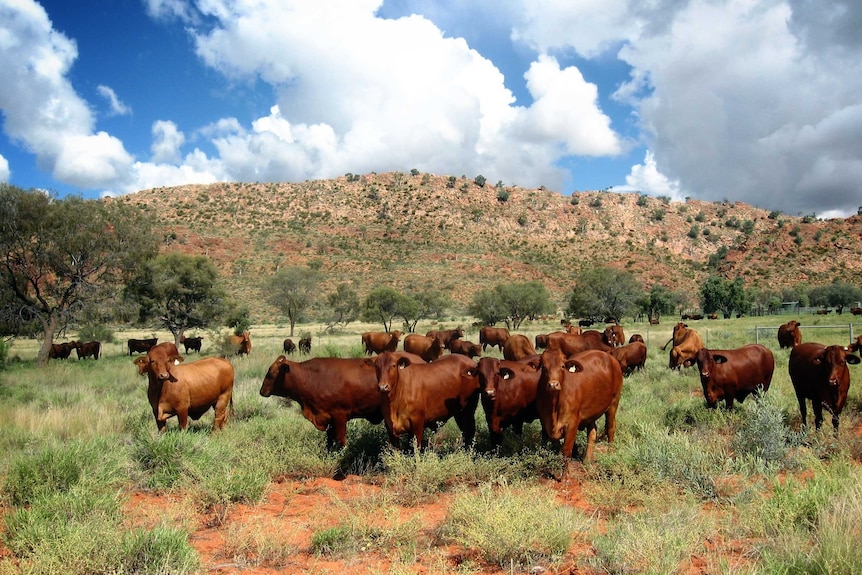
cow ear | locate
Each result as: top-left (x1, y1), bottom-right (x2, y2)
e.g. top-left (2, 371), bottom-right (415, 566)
top-left (500, 367), bottom-right (515, 380)
top-left (565, 360), bottom-right (583, 373)
top-left (524, 356), bottom-right (541, 372)
top-left (713, 354), bottom-right (729, 364)
top-left (171, 354), bottom-right (184, 364)
top-left (846, 353), bottom-right (861, 365)
top-left (397, 356), bottom-right (412, 369)
top-left (683, 357), bottom-right (696, 367)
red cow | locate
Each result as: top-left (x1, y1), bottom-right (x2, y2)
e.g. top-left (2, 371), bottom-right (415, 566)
top-left (694, 345), bottom-right (775, 409)
top-left (260, 355), bottom-right (406, 448)
top-left (74, 340), bottom-right (101, 360)
top-left (128, 337), bottom-right (158, 356)
top-left (628, 334), bottom-right (644, 344)
top-left (479, 326), bottom-right (510, 351)
top-left (362, 330), bottom-right (403, 355)
top-left (789, 343), bottom-right (860, 431)
top-left (425, 327), bottom-right (464, 350)
top-left (610, 341), bottom-right (647, 375)
top-left (476, 356), bottom-right (541, 447)
top-left (180, 335), bottom-right (203, 353)
top-left (503, 334), bottom-right (537, 361)
top-left (565, 325), bottom-right (583, 335)
top-left (535, 349), bottom-right (623, 461)
top-left (450, 339), bottom-right (482, 359)
top-left (662, 323), bottom-right (703, 369)
top-left (545, 330), bottom-right (613, 355)
top-left (134, 345), bottom-right (234, 432)
top-left (850, 307), bottom-right (862, 316)
top-left (849, 335), bottom-right (862, 354)
top-left (49, 341), bottom-right (76, 359)
top-left (403, 333), bottom-right (445, 362)
top-left (375, 352), bottom-right (480, 450)
top-left (777, 320), bottom-right (802, 349)
top-left (230, 331), bottom-right (252, 356)
top-left (283, 338), bottom-right (297, 355)
top-left (602, 325), bottom-right (625, 347)
top-left (535, 333), bottom-right (550, 349)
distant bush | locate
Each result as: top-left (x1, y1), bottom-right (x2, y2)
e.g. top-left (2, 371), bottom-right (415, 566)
top-left (474, 175), bottom-right (486, 188)
top-left (77, 324), bottom-right (115, 344)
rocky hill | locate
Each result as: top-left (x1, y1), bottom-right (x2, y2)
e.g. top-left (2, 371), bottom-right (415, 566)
top-left (116, 172), bottom-right (862, 321)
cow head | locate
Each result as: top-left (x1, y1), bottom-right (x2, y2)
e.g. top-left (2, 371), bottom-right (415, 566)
top-left (847, 336), bottom-right (862, 354)
top-left (133, 356), bottom-right (149, 376)
top-left (540, 349), bottom-right (582, 391)
top-left (260, 355), bottom-right (291, 397)
top-left (695, 348), bottom-right (728, 408)
top-left (375, 352), bottom-right (412, 394)
top-left (142, 348), bottom-right (184, 381)
top-left (813, 346), bottom-right (860, 386)
top-left (477, 357), bottom-right (500, 399)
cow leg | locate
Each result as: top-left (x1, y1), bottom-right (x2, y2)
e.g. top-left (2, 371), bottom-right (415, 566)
top-left (327, 415), bottom-right (349, 450)
top-left (561, 424), bottom-right (579, 459)
top-left (604, 406), bottom-right (618, 444)
top-left (583, 425), bottom-right (598, 462)
top-left (796, 395), bottom-right (808, 429)
top-left (813, 401), bottom-right (824, 430)
top-left (213, 394), bottom-right (231, 431)
top-left (176, 408), bottom-right (189, 431)
top-left (724, 396), bottom-right (735, 410)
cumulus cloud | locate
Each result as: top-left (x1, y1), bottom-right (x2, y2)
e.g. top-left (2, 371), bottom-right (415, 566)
top-left (151, 120), bottom-right (185, 164)
top-left (0, 153), bottom-right (9, 182)
top-left (96, 85), bottom-right (131, 116)
top-left (614, 150), bottom-right (683, 200)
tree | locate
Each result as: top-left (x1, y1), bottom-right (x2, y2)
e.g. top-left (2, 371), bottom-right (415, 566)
top-left (566, 267), bottom-right (643, 322)
top-left (399, 288), bottom-right (450, 332)
top-left (322, 283), bottom-right (360, 332)
top-left (125, 253), bottom-right (229, 345)
top-left (361, 286), bottom-right (404, 332)
top-left (636, 284), bottom-right (679, 323)
top-left (0, 185), bottom-right (157, 366)
top-left (468, 281), bottom-right (550, 330)
top-left (700, 275), bottom-right (748, 318)
top-left (467, 287), bottom-right (507, 327)
top-left (809, 282), bottom-right (862, 314)
top-left (266, 266), bottom-right (321, 337)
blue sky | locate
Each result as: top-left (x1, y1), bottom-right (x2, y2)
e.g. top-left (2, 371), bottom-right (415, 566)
top-left (2, 0), bottom-right (862, 218)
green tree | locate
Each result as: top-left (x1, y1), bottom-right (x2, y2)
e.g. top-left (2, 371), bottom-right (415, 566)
top-left (125, 253), bottom-right (229, 346)
top-left (0, 185), bottom-right (157, 366)
top-left (808, 282), bottom-right (862, 314)
top-left (266, 266), bottom-right (321, 337)
top-left (469, 281), bottom-right (550, 330)
top-left (700, 275), bottom-right (748, 318)
top-left (467, 287), bottom-right (507, 327)
top-left (636, 284), bottom-right (679, 323)
top-left (399, 288), bottom-right (450, 332)
top-left (322, 283), bottom-right (360, 331)
top-left (566, 267), bottom-right (643, 323)
top-left (361, 286), bottom-right (404, 332)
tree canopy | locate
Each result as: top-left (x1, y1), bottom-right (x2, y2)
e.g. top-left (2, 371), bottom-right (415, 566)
top-left (361, 286), bottom-right (404, 332)
top-left (700, 275), bottom-right (748, 318)
top-left (266, 266), bottom-right (321, 337)
top-left (566, 267), bottom-right (642, 322)
top-left (468, 281), bottom-right (551, 330)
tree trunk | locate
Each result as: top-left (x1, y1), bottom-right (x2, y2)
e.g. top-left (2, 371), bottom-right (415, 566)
top-left (36, 314), bottom-right (59, 368)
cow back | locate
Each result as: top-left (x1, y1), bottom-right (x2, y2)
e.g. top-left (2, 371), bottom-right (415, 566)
top-left (503, 334), bottom-right (537, 361)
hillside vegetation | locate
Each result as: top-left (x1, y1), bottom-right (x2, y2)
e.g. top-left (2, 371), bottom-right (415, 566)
top-left (117, 172), bottom-right (862, 320)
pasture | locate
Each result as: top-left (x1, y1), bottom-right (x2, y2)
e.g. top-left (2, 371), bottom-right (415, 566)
top-left (1, 314), bottom-right (862, 574)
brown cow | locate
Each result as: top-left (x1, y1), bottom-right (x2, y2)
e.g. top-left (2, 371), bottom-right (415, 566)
top-left (777, 320), bottom-right (802, 349)
top-left (479, 326), bottom-right (510, 351)
top-left (850, 307), bottom-right (862, 316)
top-left (694, 345), bottom-right (775, 409)
top-left (503, 334), bottom-right (537, 361)
top-left (476, 356), bottom-right (541, 447)
top-left (230, 331), bottom-right (252, 356)
top-left (450, 339), bottom-right (482, 359)
top-left (134, 345), bottom-right (234, 432)
top-left (180, 335), bottom-right (203, 353)
top-left (403, 333), bottom-right (445, 362)
top-left (789, 343), bottom-right (860, 431)
top-left (298, 337), bottom-right (312, 355)
top-left (535, 348), bottom-right (623, 461)
top-left (565, 324), bottom-right (583, 335)
top-left (535, 333), bottom-right (550, 349)
top-left (602, 325), bottom-right (625, 347)
top-left (662, 323), bottom-right (703, 369)
top-left (283, 338), bottom-right (297, 355)
top-left (375, 351), bottom-right (480, 450)
top-left (848, 335), bottom-right (862, 354)
top-left (610, 341), bottom-right (647, 375)
top-left (628, 334), bottom-right (644, 344)
top-left (128, 337), bottom-right (158, 356)
top-left (362, 330), bottom-right (403, 355)
top-left (425, 327), bottom-right (464, 350)
top-left (74, 340), bottom-right (101, 360)
top-left (260, 355), bottom-right (403, 448)
top-left (545, 330), bottom-right (613, 355)
top-left (49, 341), bottom-right (76, 359)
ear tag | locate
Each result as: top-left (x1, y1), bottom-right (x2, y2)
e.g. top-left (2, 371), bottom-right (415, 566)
top-left (174, 359), bottom-right (180, 365)
top-left (502, 372), bottom-right (511, 379)
top-left (568, 365), bottom-right (577, 373)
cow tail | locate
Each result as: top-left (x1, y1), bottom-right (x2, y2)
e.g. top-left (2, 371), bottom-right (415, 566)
top-left (660, 338), bottom-right (673, 351)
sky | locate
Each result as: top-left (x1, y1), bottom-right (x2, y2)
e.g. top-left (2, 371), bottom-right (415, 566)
top-left (1, 0), bottom-right (861, 218)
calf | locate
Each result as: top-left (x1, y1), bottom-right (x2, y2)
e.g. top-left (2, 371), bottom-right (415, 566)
top-left (181, 335), bottom-right (203, 353)
top-left (403, 333), bottom-right (445, 362)
top-left (535, 349), bottom-right (623, 462)
top-left (298, 337), bottom-right (312, 355)
top-left (375, 352), bottom-right (480, 450)
top-left (694, 344), bottom-right (775, 409)
top-left (602, 325), bottom-right (625, 347)
top-left (134, 345), bottom-right (234, 432)
top-left (610, 341), bottom-right (647, 375)
top-left (450, 339), bottom-right (482, 359)
top-left (476, 356), bottom-right (541, 447)
top-left (283, 338), bottom-right (297, 355)
top-left (425, 327), bottom-right (464, 350)
top-left (503, 334), bottom-right (537, 361)
top-left (231, 331), bottom-right (252, 356)
top-left (789, 343), bottom-right (860, 432)
top-left (49, 341), bottom-right (76, 359)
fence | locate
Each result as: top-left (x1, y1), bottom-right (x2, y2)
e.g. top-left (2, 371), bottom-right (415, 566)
top-left (753, 324), bottom-right (856, 345)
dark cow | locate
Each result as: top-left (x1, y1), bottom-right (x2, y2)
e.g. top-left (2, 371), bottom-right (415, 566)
top-left (425, 327), bottom-right (464, 350)
top-left (375, 352), bottom-right (480, 450)
top-left (180, 335), bottom-right (203, 353)
top-left (535, 333), bottom-right (550, 350)
top-left (789, 343), bottom-right (860, 431)
top-left (450, 339), bottom-right (482, 359)
top-left (134, 345), bottom-right (234, 432)
top-left (128, 337), bottom-right (158, 356)
top-left (602, 325), bottom-right (625, 347)
top-left (545, 330), bottom-right (613, 355)
top-left (578, 319), bottom-right (594, 327)
top-left (362, 330), bottom-right (403, 355)
top-left (479, 326), bottom-right (510, 351)
top-left (849, 335), bottom-right (862, 354)
top-left (476, 356), bottom-right (541, 447)
top-left (610, 341), bottom-right (647, 375)
top-left (535, 348), bottom-right (623, 461)
top-left (298, 337), bottom-right (312, 355)
top-left (850, 307), bottom-right (862, 316)
top-left (777, 320), bottom-right (802, 349)
top-left (260, 355), bottom-right (405, 448)
top-left (283, 338), bottom-right (297, 355)
top-left (403, 333), bottom-right (445, 362)
top-left (74, 340), bottom-right (101, 360)
top-left (49, 341), bottom-right (76, 359)
top-left (815, 309), bottom-right (832, 315)
top-left (694, 345), bottom-right (775, 409)
top-left (230, 331), bottom-right (252, 356)
top-left (661, 322), bottom-right (703, 369)
top-left (628, 334), bottom-right (644, 344)
top-left (503, 334), bottom-right (537, 361)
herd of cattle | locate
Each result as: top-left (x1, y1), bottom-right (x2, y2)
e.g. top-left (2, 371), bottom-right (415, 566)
top-left (122, 319), bottom-right (862, 462)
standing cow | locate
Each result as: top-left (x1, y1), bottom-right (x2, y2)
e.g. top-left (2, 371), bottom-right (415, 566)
top-left (789, 343), bottom-right (860, 432)
top-left (476, 356), bottom-right (541, 447)
top-left (362, 330), bottom-right (403, 355)
top-left (694, 345), bottom-right (774, 409)
top-left (479, 326), bottom-right (510, 352)
top-left (777, 320), bottom-right (802, 349)
top-left (503, 334), bottom-right (537, 361)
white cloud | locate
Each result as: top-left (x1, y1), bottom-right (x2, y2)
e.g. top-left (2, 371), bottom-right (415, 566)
top-left (151, 120), bottom-right (185, 164)
top-left (96, 85), bottom-right (131, 116)
top-left (613, 150), bottom-right (683, 200)
top-left (0, 153), bottom-right (9, 182)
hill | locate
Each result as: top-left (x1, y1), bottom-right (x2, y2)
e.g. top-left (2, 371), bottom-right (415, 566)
top-left (116, 172), bottom-right (862, 321)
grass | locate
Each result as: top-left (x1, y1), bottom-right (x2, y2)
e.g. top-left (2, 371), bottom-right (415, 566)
top-left (1, 314), bottom-right (862, 573)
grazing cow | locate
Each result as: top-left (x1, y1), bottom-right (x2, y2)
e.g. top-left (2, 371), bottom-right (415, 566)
top-left (610, 341), bottom-right (647, 375)
top-left (535, 349), bottom-right (623, 462)
top-left (545, 330), bottom-right (613, 355)
top-left (283, 338), bottom-right (297, 355)
top-left (848, 335), bottom-right (862, 354)
top-left (180, 335), bottom-right (203, 353)
top-left (815, 309), bottom-right (832, 315)
top-left (260, 355), bottom-right (406, 448)
top-left (662, 322), bottom-right (704, 369)
top-left (503, 334), bottom-right (537, 361)
top-left (361, 330), bottom-right (403, 355)
top-left (777, 321), bottom-right (802, 349)
top-left (694, 345), bottom-right (775, 409)
top-left (74, 340), bottom-right (101, 360)
top-left (49, 341), bottom-right (76, 359)
top-left (450, 339), bottom-right (482, 359)
top-left (789, 343), bottom-right (860, 431)
top-left (578, 319), bottom-right (594, 327)
top-left (479, 326), bottom-right (510, 351)
top-left (851, 307), bottom-right (862, 316)
top-left (425, 327), bottom-right (464, 350)
top-left (649, 317), bottom-right (660, 325)
top-left (476, 356), bottom-right (541, 447)
top-left (128, 337), bottom-right (158, 356)
top-left (602, 325), bottom-right (625, 347)
top-left (298, 337), bottom-right (312, 355)
top-left (628, 334), bottom-right (644, 344)
top-left (403, 333), bottom-right (445, 362)
top-left (134, 345), bottom-right (234, 432)
top-left (230, 331), bottom-right (252, 356)
top-left (375, 352), bottom-right (480, 449)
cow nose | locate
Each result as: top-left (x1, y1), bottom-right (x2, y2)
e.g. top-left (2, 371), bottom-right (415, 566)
top-left (548, 380), bottom-right (561, 390)
top-left (378, 384), bottom-right (390, 393)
